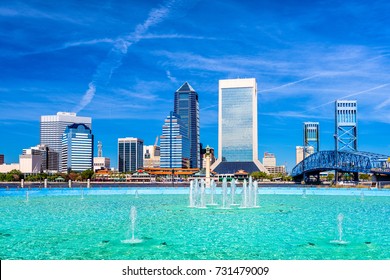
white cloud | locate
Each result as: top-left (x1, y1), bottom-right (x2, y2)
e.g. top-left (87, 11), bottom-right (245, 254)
top-left (166, 70), bottom-right (177, 83)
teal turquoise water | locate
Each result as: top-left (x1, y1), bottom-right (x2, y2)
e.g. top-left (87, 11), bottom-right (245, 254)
top-left (0, 187), bottom-right (389, 260)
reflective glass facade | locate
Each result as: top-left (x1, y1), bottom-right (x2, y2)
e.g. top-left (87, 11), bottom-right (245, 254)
top-left (118, 138), bottom-right (144, 172)
top-left (174, 82), bottom-right (200, 168)
top-left (160, 112), bottom-right (190, 168)
top-left (221, 87), bottom-right (253, 161)
top-left (212, 78), bottom-right (268, 174)
top-left (61, 124), bottom-right (93, 172)
top-left (303, 122), bottom-right (320, 155)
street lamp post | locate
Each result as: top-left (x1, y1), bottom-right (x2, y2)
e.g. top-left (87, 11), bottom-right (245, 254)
top-left (205, 145), bottom-right (211, 188)
top-left (334, 133), bottom-right (338, 185)
top-left (171, 168), bottom-right (174, 187)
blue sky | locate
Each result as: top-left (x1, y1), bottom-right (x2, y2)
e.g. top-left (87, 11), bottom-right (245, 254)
top-left (1, 0), bottom-right (390, 171)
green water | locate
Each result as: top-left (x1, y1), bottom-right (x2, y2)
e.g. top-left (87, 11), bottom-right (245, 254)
top-left (1, 192), bottom-right (389, 260)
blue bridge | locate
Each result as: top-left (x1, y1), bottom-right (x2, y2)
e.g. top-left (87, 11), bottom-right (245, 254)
top-left (291, 150), bottom-right (390, 183)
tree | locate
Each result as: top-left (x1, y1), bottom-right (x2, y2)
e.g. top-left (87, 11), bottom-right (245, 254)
top-left (81, 169), bottom-right (94, 180)
top-left (8, 169), bottom-right (23, 181)
top-left (359, 173), bottom-right (371, 181)
top-left (326, 173), bottom-right (335, 181)
top-left (251, 171), bottom-right (270, 180)
top-left (68, 172), bottom-right (79, 181)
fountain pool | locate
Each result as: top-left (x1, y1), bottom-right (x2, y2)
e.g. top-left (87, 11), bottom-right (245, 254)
top-left (0, 186), bottom-right (389, 260)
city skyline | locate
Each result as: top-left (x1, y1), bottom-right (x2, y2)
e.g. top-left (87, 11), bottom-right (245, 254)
top-left (1, 0), bottom-right (390, 171)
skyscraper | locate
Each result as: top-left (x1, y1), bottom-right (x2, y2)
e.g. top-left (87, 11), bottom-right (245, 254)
top-left (118, 137), bottom-right (144, 172)
top-left (174, 82), bottom-right (200, 168)
top-left (41, 112), bottom-right (92, 170)
top-left (211, 78), bottom-right (268, 174)
top-left (160, 112), bottom-right (190, 168)
top-left (61, 124), bottom-right (94, 172)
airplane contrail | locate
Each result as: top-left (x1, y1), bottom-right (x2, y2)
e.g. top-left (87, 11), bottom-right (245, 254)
top-left (73, 0), bottom-right (181, 113)
top-left (257, 74), bottom-right (322, 93)
top-left (306, 83), bottom-right (390, 112)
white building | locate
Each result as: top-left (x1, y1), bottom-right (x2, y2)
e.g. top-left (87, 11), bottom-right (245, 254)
top-left (22, 144), bottom-right (59, 173)
top-left (296, 145), bottom-right (314, 164)
top-left (93, 157), bottom-right (111, 171)
top-left (143, 144), bottom-right (160, 168)
top-left (0, 163), bottom-right (20, 173)
top-left (19, 154), bottom-right (41, 174)
top-left (41, 112), bottom-right (91, 170)
top-left (263, 152), bottom-right (276, 167)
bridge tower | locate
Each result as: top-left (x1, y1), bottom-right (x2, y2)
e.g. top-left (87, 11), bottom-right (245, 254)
top-left (335, 100), bottom-right (358, 182)
top-left (335, 100), bottom-right (357, 151)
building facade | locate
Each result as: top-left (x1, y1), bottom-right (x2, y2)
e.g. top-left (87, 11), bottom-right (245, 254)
top-left (0, 154), bottom-right (4, 165)
top-left (93, 157), bottom-right (111, 172)
top-left (211, 78), bottom-right (268, 174)
top-left (118, 137), bottom-right (144, 172)
top-left (173, 82), bottom-right (200, 168)
top-left (143, 144), bottom-right (161, 168)
top-left (19, 154), bottom-right (41, 174)
top-left (41, 112), bottom-right (92, 170)
top-left (61, 124), bottom-right (94, 172)
top-left (0, 163), bottom-right (20, 173)
top-left (263, 152), bottom-right (276, 167)
top-left (160, 112), bottom-right (190, 168)
top-left (303, 122), bottom-right (319, 158)
top-left (21, 144), bottom-right (59, 173)
top-left (296, 145), bottom-right (314, 164)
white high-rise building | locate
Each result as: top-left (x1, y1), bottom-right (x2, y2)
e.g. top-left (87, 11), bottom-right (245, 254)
top-left (41, 112), bottom-right (92, 171)
top-left (211, 78), bottom-right (268, 174)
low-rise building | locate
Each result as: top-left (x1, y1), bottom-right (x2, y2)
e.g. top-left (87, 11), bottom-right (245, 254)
top-left (0, 163), bottom-right (20, 173)
top-left (93, 157), bottom-right (111, 172)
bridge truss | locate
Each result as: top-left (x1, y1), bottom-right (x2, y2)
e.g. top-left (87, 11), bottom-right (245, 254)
top-left (291, 150), bottom-right (390, 182)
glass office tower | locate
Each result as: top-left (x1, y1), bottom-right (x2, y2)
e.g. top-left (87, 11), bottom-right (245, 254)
top-left (211, 78), bottom-right (268, 174)
top-left (174, 82), bottom-right (200, 168)
top-left (160, 112), bottom-right (190, 168)
top-left (118, 137), bottom-right (144, 172)
top-left (61, 123), bottom-right (93, 172)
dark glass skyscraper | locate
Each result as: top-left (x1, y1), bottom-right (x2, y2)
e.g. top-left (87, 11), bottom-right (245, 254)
top-left (174, 82), bottom-right (200, 168)
top-left (118, 137), bottom-right (144, 172)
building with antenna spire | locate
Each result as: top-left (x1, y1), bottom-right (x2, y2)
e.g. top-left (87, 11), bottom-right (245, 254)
top-left (93, 141), bottom-right (110, 171)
